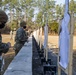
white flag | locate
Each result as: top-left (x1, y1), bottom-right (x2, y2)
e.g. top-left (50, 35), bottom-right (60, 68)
top-left (43, 25), bottom-right (48, 49)
top-left (59, 0), bottom-right (70, 69)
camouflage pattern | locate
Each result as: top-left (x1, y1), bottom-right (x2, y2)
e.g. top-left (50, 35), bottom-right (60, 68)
top-left (14, 27), bottom-right (28, 55)
top-left (0, 37), bottom-right (9, 55)
top-left (0, 35), bottom-right (9, 72)
top-left (0, 10), bottom-right (8, 73)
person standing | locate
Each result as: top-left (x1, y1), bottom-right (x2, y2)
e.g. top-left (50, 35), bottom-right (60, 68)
top-left (0, 10), bottom-right (10, 73)
top-left (14, 21), bottom-right (28, 55)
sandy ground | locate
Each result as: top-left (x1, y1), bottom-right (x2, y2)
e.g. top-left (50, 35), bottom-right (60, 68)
top-left (42, 35), bottom-right (76, 49)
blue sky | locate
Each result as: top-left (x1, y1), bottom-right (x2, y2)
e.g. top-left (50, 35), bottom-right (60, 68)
top-left (55, 0), bottom-right (71, 5)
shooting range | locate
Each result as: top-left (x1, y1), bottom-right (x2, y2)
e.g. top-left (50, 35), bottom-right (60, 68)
top-left (0, 0), bottom-right (76, 75)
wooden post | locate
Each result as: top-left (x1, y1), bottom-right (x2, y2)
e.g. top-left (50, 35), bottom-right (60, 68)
top-left (43, 0), bottom-right (48, 61)
top-left (45, 25), bottom-right (48, 61)
top-left (68, 12), bottom-right (74, 75)
top-left (40, 27), bottom-right (42, 50)
top-left (58, 20), bottom-right (62, 75)
top-left (37, 29), bottom-right (39, 45)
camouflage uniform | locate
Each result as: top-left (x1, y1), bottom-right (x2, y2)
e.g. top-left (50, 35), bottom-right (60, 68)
top-left (0, 34), bottom-right (9, 71)
top-left (0, 10), bottom-right (9, 72)
top-left (14, 27), bottom-right (28, 55)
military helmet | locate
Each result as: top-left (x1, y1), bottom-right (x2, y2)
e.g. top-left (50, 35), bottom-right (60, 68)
top-left (20, 21), bottom-right (26, 27)
top-left (0, 10), bottom-right (8, 29)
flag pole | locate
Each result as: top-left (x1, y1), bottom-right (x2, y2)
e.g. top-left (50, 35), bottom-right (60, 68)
top-left (68, 11), bottom-right (74, 75)
top-left (58, 0), bottom-right (74, 75)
